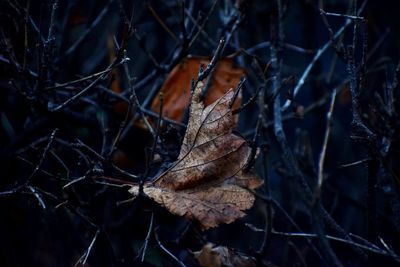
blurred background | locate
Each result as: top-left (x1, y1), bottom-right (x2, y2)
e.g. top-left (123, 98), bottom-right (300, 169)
top-left (1, 0), bottom-right (400, 266)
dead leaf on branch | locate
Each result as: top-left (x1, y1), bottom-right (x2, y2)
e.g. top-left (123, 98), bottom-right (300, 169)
top-left (151, 56), bottom-right (245, 122)
top-left (129, 81), bottom-right (262, 229)
top-left (112, 56), bottom-right (244, 168)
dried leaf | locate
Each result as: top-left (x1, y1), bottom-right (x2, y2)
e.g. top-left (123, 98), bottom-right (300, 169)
top-left (193, 243), bottom-right (256, 267)
top-left (129, 81), bottom-right (262, 229)
top-left (151, 56), bottom-right (245, 121)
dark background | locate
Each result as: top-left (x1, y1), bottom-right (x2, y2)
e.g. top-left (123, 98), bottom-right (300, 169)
top-left (1, 0), bottom-right (400, 266)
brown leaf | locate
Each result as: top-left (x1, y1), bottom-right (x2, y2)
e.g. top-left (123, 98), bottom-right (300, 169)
top-left (193, 243), bottom-right (256, 267)
top-left (151, 56), bottom-right (245, 122)
top-left (129, 81), bottom-right (262, 229)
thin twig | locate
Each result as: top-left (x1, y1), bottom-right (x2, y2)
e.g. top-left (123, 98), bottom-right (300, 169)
top-left (61, 0), bottom-right (114, 59)
top-left (74, 230), bottom-right (101, 267)
top-left (63, 174), bottom-right (87, 189)
top-left (28, 186), bottom-right (46, 209)
top-left (281, 22), bottom-right (349, 110)
top-left (122, 52), bottom-right (155, 137)
top-left (282, 1), bottom-right (367, 110)
top-left (146, 4), bottom-right (178, 43)
top-left (233, 83), bottom-right (262, 114)
top-left (0, 129), bottom-right (58, 196)
top-left (272, 231), bottom-right (400, 262)
top-left (133, 31), bottom-right (163, 69)
top-left (22, 0), bottom-right (31, 70)
top-left (5, 0), bottom-right (44, 42)
top-left (46, 0), bottom-right (58, 43)
top-left (16, 156), bottom-right (59, 179)
top-left (184, 8), bottom-right (216, 47)
top-left (141, 213), bottom-right (154, 262)
top-left (188, 0), bottom-right (219, 48)
top-left (248, 193), bottom-right (324, 260)
top-left (46, 64), bottom-right (125, 90)
top-left (108, 50), bottom-right (154, 158)
top-left (154, 230), bottom-right (186, 267)
top-left (198, 38), bottom-right (226, 81)
top-left (140, 92), bottom-right (163, 193)
top-left (339, 158), bottom-right (371, 169)
top-left (315, 90), bottom-right (337, 200)
top-left (48, 57), bottom-right (130, 112)
top-left (320, 9), bottom-right (364, 20)
top-left (49, 150), bottom-right (70, 179)
top-left (72, 138), bottom-right (139, 180)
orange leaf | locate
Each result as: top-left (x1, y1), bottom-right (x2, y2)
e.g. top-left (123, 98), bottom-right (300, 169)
top-left (151, 56), bottom-right (245, 122)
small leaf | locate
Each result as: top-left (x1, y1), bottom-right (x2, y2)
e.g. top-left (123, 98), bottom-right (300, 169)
top-left (193, 243), bottom-right (256, 267)
top-left (129, 81), bottom-right (262, 229)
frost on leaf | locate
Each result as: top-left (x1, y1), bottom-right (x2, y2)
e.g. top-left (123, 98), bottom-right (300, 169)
top-left (129, 81), bottom-right (262, 229)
